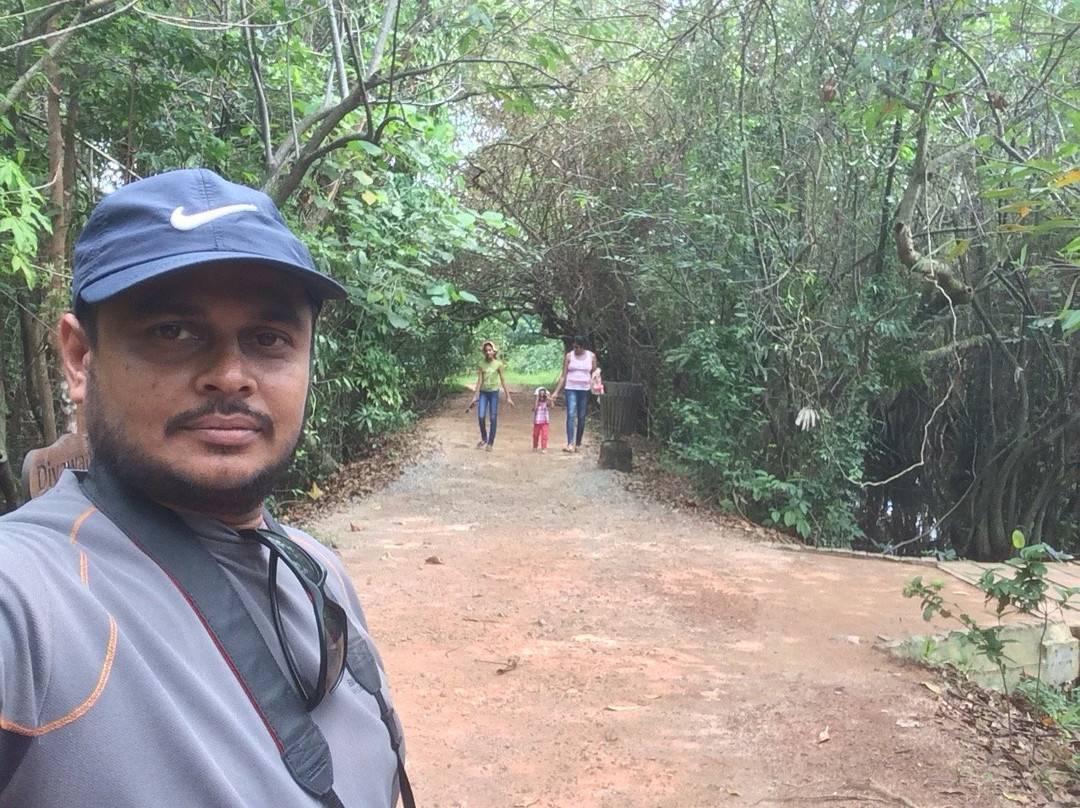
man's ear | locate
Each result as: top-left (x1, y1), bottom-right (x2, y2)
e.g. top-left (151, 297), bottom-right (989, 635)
top-left (58, 313), bottom-right (91, 404)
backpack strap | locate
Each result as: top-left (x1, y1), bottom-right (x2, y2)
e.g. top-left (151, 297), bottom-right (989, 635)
top-left (79, 466), bottom-right (390, 806)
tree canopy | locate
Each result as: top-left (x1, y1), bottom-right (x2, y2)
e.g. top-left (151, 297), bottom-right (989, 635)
top-left (3, 0), bottom-right (1079, 560)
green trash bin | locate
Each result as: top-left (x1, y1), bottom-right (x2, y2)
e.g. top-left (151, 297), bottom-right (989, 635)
top-left (598, 382), bottom-right (642, 471)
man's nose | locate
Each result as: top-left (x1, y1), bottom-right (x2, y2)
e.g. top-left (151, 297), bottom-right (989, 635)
top-left (196, 341), bottom-right (256, 395)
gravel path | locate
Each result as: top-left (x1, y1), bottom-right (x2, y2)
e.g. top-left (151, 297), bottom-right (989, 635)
top-left (305, 389), bottom-right (1029, 808)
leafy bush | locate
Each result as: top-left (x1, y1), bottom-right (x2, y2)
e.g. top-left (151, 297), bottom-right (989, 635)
top-left (660, 321), bottom-right (867, 546)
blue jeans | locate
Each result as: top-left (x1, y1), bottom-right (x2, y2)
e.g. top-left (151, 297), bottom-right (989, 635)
top-left (477, 390), bottom-right (500, 445)
top-left (564, 388), bottom-right (589, 446)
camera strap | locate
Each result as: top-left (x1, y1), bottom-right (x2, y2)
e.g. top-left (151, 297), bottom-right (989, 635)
top-left (80, 465), bottom-right (413, 808)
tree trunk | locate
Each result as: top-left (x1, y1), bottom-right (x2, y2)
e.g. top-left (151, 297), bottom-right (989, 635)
top-left (0, 369), bottom-right (21, 512)
top-left (26, 15), bottom-right (70, 441)
top-left (19, 296), bottom-right (58, 446)
top-left (46, 22), bottom-right (70, 296)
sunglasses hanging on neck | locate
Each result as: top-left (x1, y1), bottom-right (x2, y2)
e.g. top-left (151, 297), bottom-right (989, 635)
top-left (241, 528), bottom-right (348, 711)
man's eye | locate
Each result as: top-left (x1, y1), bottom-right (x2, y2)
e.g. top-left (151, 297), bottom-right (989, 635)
top-left (153, 324), bottom-right (197, 340)
top-left (254, 331), bottom-right (291, 348)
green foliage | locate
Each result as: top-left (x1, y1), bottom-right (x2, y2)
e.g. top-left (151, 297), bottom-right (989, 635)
top-left (466, 317), bottom-right (563, 376)
top-left (980, 548), bottom-right (1049, 618)
top-left (275, 105), bottom-right (511, 484)
top-left (904, 574), bottom-right (1014, 691)
top-left (5, 0), bottom-right (1080, 543)
top-left (903, 576), bottom-right (949, 622)
top-left (1013, 677), bottom-right (1080, 771)
top-left (660, 321), bottom-right (868, 545)
top-left (507, 344), bottom-right (562, 377)
top-left (911, 542), bottom-right (1080, 777)
top-left (1014, 678), bottom-right (1080, 731)
top-left (0, 156), bottom-right (50, 289)
top-left (285, 327), bottom-right (421, 493)
top-left (980, 540), bottom-right (1080, 618)
top-left (662, 323), bottom-right (767, 499)
top-left (905, 536), bottom-right (1077, 697)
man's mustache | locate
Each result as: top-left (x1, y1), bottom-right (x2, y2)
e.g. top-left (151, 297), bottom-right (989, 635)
top-left (164, 400), bottom-right (274, 436)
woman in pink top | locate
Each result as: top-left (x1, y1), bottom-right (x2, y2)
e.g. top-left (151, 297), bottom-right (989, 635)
top-left (550, 334), bottom-right (598, 453)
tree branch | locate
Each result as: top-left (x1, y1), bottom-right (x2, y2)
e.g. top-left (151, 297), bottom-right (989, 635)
top-left (326, 0), bottom-right (349, 98)
top-left (238, 0), bottom-right (273, 170)
top-left (1, 0), bottom-right (133, 117)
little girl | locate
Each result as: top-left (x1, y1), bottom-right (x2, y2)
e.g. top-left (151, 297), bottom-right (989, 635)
top-left (532, 386), bottom-right (551, 452)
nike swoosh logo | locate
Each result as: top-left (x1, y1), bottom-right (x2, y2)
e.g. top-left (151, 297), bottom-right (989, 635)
top-left (170, 203), bottom-right (258, 231)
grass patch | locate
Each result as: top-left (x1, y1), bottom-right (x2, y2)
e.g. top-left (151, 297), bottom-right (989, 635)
top-left (1015, 678), bottom-right (1080, 732)
top-left (507, 368), bottom-right (562, 387)
top-left (452, 368), bottom-right (562, 389)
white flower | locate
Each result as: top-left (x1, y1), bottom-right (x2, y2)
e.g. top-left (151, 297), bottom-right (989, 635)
top-left (795, 407), bottom-right (819, 431)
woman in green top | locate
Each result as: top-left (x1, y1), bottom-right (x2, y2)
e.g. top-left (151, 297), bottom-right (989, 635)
top-left (468, 340), bottom-right (514, 451)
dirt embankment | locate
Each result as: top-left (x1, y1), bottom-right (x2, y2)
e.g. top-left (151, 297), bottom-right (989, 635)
top-left (303, 389), bottom-right (1057, 808)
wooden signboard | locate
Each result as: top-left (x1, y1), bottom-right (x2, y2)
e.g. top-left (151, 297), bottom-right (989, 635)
top-left (20, 432), bottom-right (92, 500)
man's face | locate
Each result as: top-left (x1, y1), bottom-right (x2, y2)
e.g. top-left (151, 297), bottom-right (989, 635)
top-left (60, 263), bottom-right (315, 526)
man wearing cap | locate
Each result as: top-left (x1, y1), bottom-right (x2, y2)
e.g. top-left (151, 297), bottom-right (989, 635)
top-left (0, 169), bottom-right (410, 807)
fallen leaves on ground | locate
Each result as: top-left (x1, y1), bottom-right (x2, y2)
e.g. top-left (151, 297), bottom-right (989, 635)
top-left (932, 667), bottom-right (1080, 805)
top-left (283, 425), bottom-right (438, 525)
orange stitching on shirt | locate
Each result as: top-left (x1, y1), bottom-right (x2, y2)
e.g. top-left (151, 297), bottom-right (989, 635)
top-left (70, 506), bottom-right (96, 584)
top-left (69, 506), bottom-right (96, 545)
top-left (0, 614), bottom-right (117, 737)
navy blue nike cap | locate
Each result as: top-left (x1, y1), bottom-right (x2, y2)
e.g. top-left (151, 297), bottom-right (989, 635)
top-left (72, 168), bottom-right (348, 306)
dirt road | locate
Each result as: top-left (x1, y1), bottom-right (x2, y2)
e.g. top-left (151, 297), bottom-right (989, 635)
top-left (305, 389), bottom-right (1023, 808)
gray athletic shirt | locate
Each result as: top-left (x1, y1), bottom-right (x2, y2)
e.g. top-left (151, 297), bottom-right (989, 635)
top-left (0, 471), bottom-right (400, 807)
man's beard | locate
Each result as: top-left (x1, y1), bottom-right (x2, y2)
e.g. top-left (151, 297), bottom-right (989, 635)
top-left (84, 367), bottom-right (301, 518)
